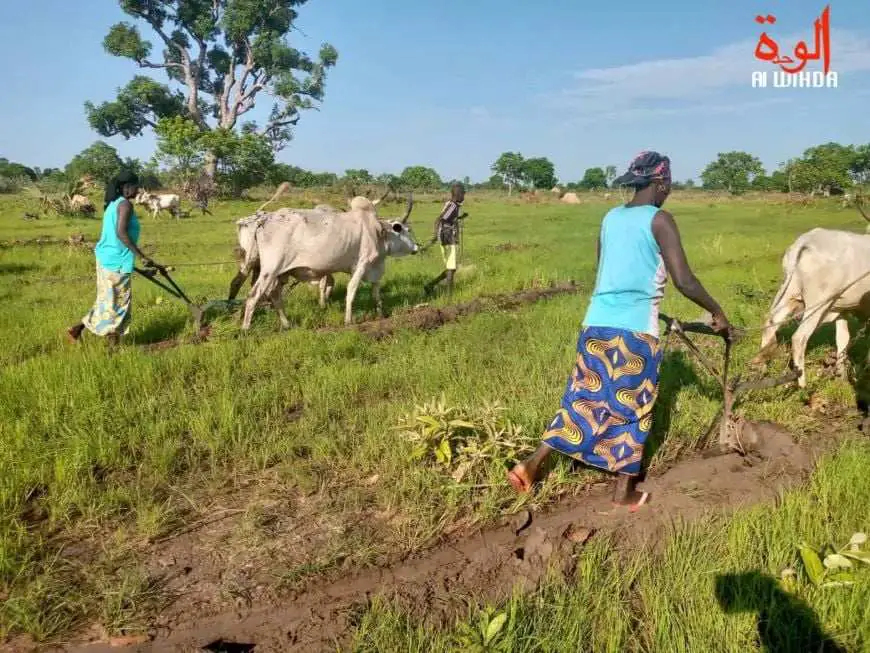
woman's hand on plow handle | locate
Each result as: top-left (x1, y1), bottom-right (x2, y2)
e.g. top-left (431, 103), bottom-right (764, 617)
top-left (143, 258), bottom-right (167, 275)
top-left (710, 312), bottom-right (737, 342)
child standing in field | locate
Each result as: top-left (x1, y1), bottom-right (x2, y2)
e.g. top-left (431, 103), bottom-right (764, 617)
top-left (424, 182), bottom-right (468, 295)
top-left (507, 151), bottom-right (734, 509)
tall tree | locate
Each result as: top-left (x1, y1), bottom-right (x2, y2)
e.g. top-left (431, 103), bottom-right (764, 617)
top-left (399, 166), bottom-right (442, 191)
top-left (491, 152), bottom-right (525, 195)
top-left (65, 141), bottom-right (127, 183)
top-left (86, 0), bottom-right (338, 176)
top-left (0, 158), bottom-right (37, 181)
top-left (344, 169), bottom-right (373, 185)
top-left (798, 142), bottom-right (855, 195)
top-left (522, 157), bottom-right (557, 190)
top-left (153, 115), bottom-right (207, 180)
top-left (851, 144), bottom-right (870, 185)
top-left (579, 167), bottom-right (607, 190)
top-left (700, 151), bottom-right (764, 194)
top-left (604, 165), bottom-right (617, 187)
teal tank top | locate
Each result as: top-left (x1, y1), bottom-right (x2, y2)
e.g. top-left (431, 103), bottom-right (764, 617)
top-left (94, 197), bottom-right (140, 273)
top-left (583, 204), bottom-right (667, 338)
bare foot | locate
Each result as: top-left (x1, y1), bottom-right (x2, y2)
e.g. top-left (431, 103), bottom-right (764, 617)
top-left (507, 463), bottom-right (533, 493)
top-left (614, 489), bottom-right (649, 509)
top-left (66, 325), bottom-right (84, 344)
top-left (612, 476), bottom-right (650, 512)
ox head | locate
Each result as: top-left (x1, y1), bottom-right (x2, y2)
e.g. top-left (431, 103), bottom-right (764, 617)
top-left (380, 193), bottom-right (418, 256)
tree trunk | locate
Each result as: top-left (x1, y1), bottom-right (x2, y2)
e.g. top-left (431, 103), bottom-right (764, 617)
top-left (204, 151), bottom-right (218, 179)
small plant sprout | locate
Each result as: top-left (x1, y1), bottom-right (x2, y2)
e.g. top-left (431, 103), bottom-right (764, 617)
top-left (395, 398), bottom-right (532, 485)
top-left (792, 532), bottom-right (870, 589)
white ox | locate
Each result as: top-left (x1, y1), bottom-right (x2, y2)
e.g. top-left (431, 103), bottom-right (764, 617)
top-left (136, 190), bottom-right (181, 219)
top-left (236, 194), bottom-right (418, 330)
top-left (752, 204), bottom-right (870, 387)
top-left (227, 193), bottom-right (388, 308)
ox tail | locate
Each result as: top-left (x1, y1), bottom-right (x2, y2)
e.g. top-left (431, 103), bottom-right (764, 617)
top-left (257, 182), bottom-right (290, 213)
top-left (752, 237), bottom-right (808, 365)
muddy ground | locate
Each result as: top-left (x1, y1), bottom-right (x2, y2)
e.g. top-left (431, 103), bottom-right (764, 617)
top-left (57, 421), bottom-right (831, 653)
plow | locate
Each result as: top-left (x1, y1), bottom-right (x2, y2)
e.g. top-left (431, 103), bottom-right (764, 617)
top-left (134, 263), bottom-right (242, 339)
top-left (657, 312), bottom-right (800, 456)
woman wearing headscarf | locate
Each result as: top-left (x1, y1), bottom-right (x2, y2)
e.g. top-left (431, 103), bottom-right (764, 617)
top-left (67, 171), bottom-right (161, 345)
top-left (507, 151), bottom-right (733, 508)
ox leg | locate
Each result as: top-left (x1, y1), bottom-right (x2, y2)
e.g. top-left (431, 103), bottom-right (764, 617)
top-left (242, 273), bottom-right (276, 331)
top-left (317, 275), bottom-right (335, 309)
top-left (269, 276), bottom-right (291, 330)
top-left (372, 281), bottom-right (384, 317)
top-left (228, 269), bottom-right (248, 302)
top-left (835, 317), bottom-right (851, 381)
top-left (791, 306), bottom-right (831, 388)
top-left (228, 262), bottom-right (259, 302)
top-left (344, 267), bottom-right (367, 326)
top-left (753, 298), bottom-right (803, 368)
top-left (324, 274), bottom-right (335, 306)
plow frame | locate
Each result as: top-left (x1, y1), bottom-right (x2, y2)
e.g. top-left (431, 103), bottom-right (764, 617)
top-left (658, 313), bottom-right (800, 455)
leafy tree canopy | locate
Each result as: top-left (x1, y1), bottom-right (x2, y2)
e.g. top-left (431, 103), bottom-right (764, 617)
top-left (86, 0), bottom-right (338, 167)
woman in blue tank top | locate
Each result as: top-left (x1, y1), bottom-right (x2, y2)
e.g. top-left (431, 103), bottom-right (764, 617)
top-left (67, 171), bottom-right (161, 345)
top-left (508, 151), bottom-right (733, 508)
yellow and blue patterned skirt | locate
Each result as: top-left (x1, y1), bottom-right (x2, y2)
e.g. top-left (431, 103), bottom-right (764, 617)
top-left (81, 263), bottom-right (133, 337)
top-left (542, 325), bottom-right (663, 476)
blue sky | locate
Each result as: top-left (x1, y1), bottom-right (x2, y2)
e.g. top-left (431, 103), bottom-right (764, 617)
top-left (1, 0), bottom-right (868, 183)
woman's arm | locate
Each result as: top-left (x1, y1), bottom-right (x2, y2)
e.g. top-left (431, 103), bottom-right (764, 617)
top-left (652, 210), bottom-right (730, 329)
top-left (115, 200), bottom-right (154, 266)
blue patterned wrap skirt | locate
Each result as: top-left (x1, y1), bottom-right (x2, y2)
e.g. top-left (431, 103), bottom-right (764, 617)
top-left (542, 325), bottom-right (663, 476)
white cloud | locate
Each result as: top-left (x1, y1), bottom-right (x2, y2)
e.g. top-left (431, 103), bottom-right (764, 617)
top-left (549, 28), bottom-right (870, 120)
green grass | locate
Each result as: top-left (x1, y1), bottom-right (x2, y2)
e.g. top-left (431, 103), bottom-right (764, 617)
top-left (1, 189), bottom-right (869, 647)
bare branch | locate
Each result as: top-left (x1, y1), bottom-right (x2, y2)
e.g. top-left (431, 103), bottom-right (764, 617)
top-left (138, 59), bottom-right (186, 71)
top-left (236, 73), bottom-right (268, 117)
top-left (225, 40), bottom-right (265, 127)
top-left (129, 8), bottom-right (204, 127)
top-left (220, 54), bottom-right (237, 126)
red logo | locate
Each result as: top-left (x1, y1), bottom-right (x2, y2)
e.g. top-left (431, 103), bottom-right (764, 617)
top-left (754, 5), bottom-right (831, 75)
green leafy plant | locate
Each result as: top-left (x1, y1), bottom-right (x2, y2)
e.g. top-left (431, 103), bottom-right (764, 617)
top-left (453, 607), bottom-right (509, 652)
top-left (395, 398), bottom-right (533, 484)
top-left (789, 532), bottom-right (869, 589)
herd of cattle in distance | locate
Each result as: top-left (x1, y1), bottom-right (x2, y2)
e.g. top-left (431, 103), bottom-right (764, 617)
top-left (129, 181), bottom-right (870, 392)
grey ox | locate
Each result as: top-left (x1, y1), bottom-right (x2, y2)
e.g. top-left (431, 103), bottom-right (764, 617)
top-left (752, 198), bottom-right (870, 388)
top-left (234, 192), bottom-right (418, 330)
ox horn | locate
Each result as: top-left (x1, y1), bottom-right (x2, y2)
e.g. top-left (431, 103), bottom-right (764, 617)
top-left (856, 191), bottom-right (870, 223)
top-left (401, 192), bottom-right (414, 224)
top-left (257, 181), bottom-right (290, 213)
top-left (372, 184), bottom-right (392, 207)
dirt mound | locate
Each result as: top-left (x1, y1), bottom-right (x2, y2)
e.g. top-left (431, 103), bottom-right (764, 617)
top-left (64, 423), bottom-right (819, 653)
